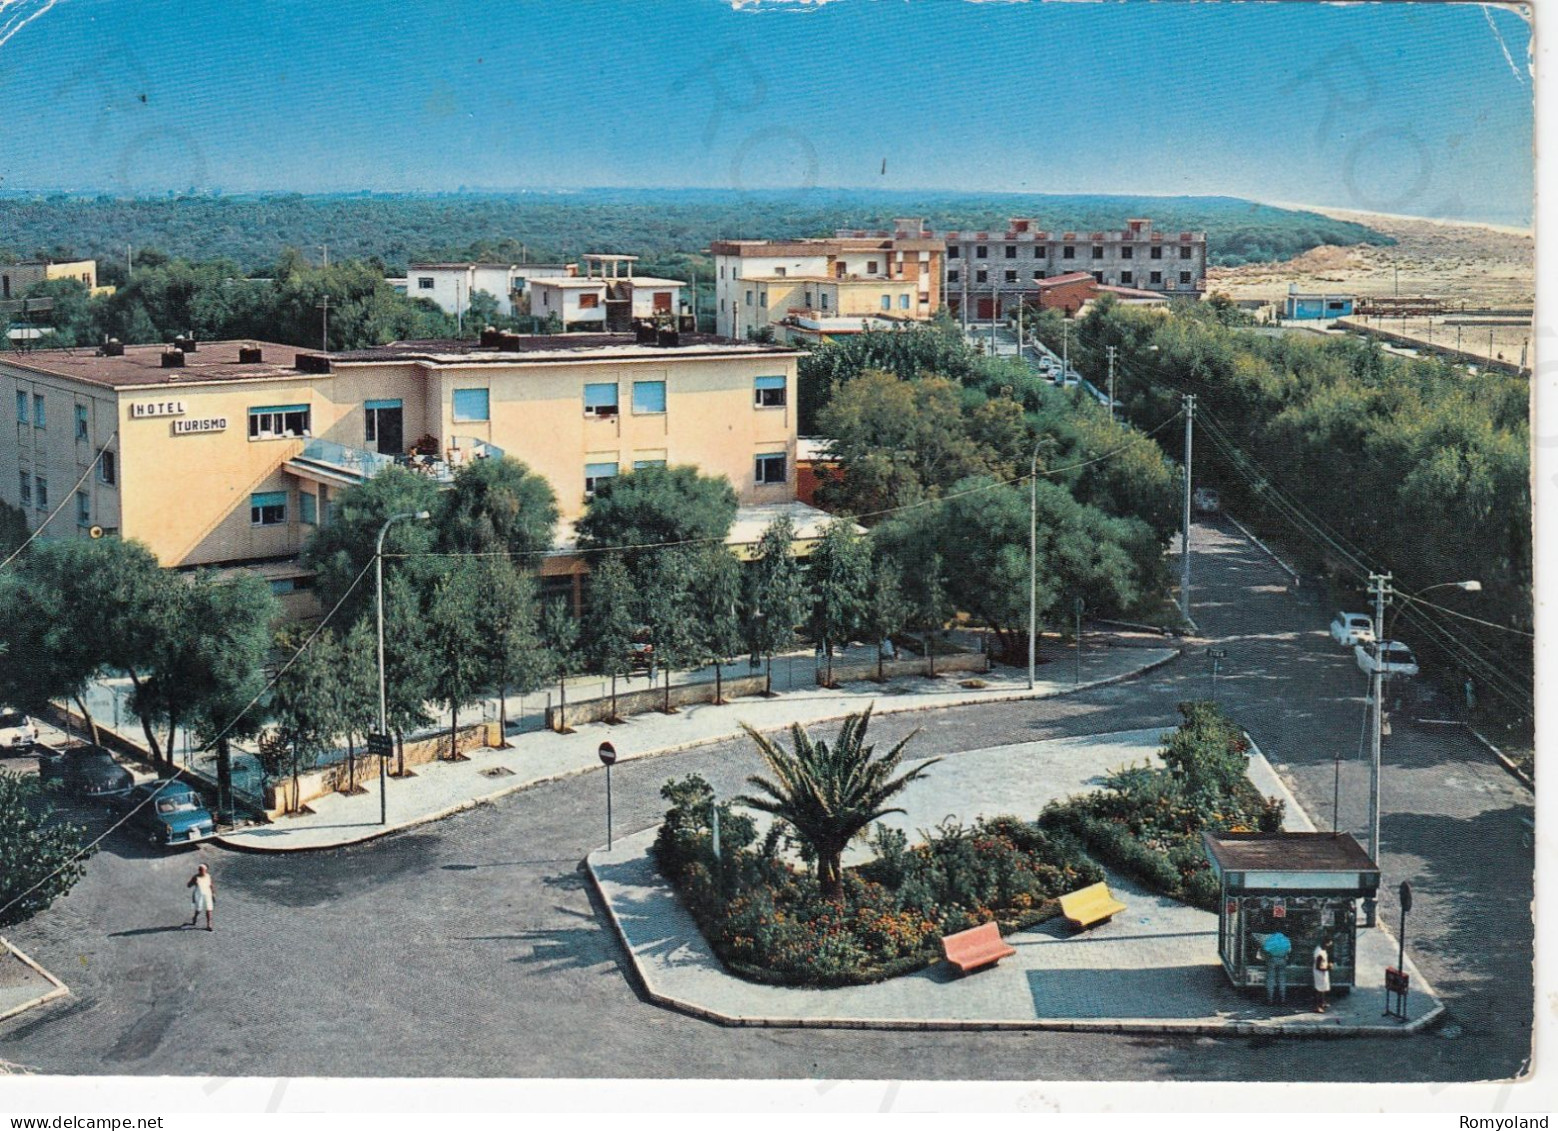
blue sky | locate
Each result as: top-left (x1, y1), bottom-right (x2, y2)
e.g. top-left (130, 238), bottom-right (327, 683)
top-left (0, 0), bottom-right (1533, 224)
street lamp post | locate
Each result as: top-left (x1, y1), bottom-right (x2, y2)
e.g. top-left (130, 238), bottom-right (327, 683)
top-left (376, 509), bottom-right (431, 825)
top-left (1028, 446), bottom-right (1038, 690)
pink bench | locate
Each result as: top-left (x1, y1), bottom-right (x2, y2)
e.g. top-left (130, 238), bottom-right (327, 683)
top-left (940, 921), bottom-right (1017, 974)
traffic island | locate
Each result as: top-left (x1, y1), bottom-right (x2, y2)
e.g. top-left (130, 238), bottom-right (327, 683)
top-left (586, 732), bottom-right (1444, 1036)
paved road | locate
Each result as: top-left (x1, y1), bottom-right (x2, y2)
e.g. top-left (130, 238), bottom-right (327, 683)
top-left (0, 521), bottom-right (1533, 1080)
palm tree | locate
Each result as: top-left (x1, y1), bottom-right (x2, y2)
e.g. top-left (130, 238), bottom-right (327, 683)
top-left (738, 708), bottom-right (938, 900)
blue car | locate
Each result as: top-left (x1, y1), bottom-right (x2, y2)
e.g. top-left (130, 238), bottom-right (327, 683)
top-left (122, 779), bottom-right (216, 846)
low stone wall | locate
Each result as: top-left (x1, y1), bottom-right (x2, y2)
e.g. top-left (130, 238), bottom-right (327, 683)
top-left (820, 652), bottom-right (990, 685)
top-left (548, 675), bottom-right (768, 731)
top-left (264, 720), bottom-right (500, 818)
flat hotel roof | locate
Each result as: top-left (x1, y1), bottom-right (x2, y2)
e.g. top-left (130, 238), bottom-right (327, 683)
top-left (0, 335), bottom-right (800, 390)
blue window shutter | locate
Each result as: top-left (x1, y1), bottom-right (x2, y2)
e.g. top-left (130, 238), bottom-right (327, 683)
top-left (754, 375), bottom-right (785, 390)
top-left (452, 388), bottom-right (490, 421)
top-left (251, 491), bottom-right (288, 508)
top-left (633, 381), bottom-right (666, 413)
top-left (583, 383), bottom-right (618, 409)
top-left (584, 462), bottom-right (618, 479)
top-left (364, 399), bottom-right (403, 411)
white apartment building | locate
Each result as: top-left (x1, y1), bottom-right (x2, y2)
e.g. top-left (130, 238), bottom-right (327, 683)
top-left (527, 255), bottom-right (685, 332)
top-left (404, 262), bottom-right (572, 318)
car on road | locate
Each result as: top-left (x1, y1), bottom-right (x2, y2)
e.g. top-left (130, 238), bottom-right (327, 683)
top-left (1355, 640), bottom-right (1420, 678)
top-left (1193, 487), bottom-right (1222, 514)
top-left (120, 779), bottom-right (216, 846)
top-left (38, 745), bottom-right (134, 801)
top-left (0, 709), bottom-right (38, 753)
top-left (1330, 612), bottom-right (1376, 647)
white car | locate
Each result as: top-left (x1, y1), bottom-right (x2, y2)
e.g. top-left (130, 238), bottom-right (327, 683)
top-left (1355, 640), bottom-right (1420, 678)
top-left (1330, 612), bottom-right (1376, 647)
top-left (0, 710), bottom-right (39, 753)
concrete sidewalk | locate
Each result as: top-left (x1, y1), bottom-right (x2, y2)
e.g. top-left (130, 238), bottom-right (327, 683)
top-left (586, 733), bottom-right (1444, 1036)
top-left (215, 644), bottom-right (1178, 852)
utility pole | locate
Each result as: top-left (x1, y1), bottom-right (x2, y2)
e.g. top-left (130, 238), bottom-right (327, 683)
top-left (1180, 394), bottom-right (1196, 622)
top-left (1062, 319), bottom-right (1070, 379)
top-left (126, 244), bottom-right (133, 280)
top-left (319, 244), bottom-right (329, 269)
top-left (1074, 597), bottom-right (1084, 686)
top-left (990, 276), bottom-right (999, 356)
top-left (960, 253), bottom-right (969, 334)
top-left (1028, 446), bottom-right (1038, 690)
top-left (1364, 571), bottom-right (1390, 927)
top-left (1106, 344), bottom-right (1118, 421)
top-left (316, 295), bottom-right (331, 352)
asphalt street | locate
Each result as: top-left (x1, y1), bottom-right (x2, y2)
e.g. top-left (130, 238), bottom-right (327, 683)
top-left (0, 520), bottom-right (1534, 1081)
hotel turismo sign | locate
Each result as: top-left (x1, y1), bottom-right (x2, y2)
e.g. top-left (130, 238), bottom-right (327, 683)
top-left (130, 400), bottom-right (227, 433)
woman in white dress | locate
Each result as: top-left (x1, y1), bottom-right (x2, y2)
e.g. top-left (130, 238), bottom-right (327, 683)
top-left (1312, 936), bottom-right (1332, 1012)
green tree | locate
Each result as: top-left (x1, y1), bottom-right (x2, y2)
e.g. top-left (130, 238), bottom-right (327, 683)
top-left (266, 625), bottom-right (345, 804)
top-left (638, 548), bottom-right (701, 714)
top-left (737, 709), bottom-right (938, 900)
top-left (382, 571), bottom-right (436, 774)
top-left (910, 553), bottom-right (954, 678)
top-left (332, 618), bottom-right (381, 795)
top-left (474, 556), bottom-right (546, 740)
top-left (540, 598), bottom-right (582, 732)
top-left (688, 545), bottom-right (744, 705)
top-left (0, 772), bottom-right (92, 929)
top-left (437, 455), bottom-right (558, 559)
top-left (574, 465), bottom-right (737, 564)
top-left (863, 556), bottom-right (909, 681)
top-left (580, 553), bottom-right (637, 721)
top-left (744, 515), bottom-right (807, 697)
top-left (806, 518), bottom-right (873, 686)
top-left (424, 560), bottom-right (487, 760)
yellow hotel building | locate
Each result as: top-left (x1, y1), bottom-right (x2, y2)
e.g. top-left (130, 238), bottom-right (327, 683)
top-left (0, 331), bottom-right (819, 613)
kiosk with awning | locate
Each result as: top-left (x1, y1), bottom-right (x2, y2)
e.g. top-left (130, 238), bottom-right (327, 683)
top-left (1202, 831), bottom-right (1380, 993)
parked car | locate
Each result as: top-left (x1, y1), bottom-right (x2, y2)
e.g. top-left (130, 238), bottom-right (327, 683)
top-left (120, 779), bottom-right (215, 846)
top-left (1329, 612), bottom-right (1376, 647)
top-left (1355, 640), bottom-right (1420, 678)
top-left (1193, 487), bottom-right (1222, 514)
top-left (37, 745), bottom-right (134, 801)
top-left (0, 709), bottom-right (38, 753)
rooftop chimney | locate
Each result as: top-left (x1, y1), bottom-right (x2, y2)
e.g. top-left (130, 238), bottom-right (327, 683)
top-left (238, 346), bottom-right (263, 364)
top-left (160, 349), bottom-right (185, 368)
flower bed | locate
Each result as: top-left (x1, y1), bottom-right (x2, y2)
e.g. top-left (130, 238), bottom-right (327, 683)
top-left (1039, 701), bottom-right (1284, 910)
top-left (652, 777), bottom-right (1102, 988)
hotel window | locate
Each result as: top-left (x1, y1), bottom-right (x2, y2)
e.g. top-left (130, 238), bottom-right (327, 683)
top-left (32, 394), bottom-right (44, 429)
top-left (759, 292), bottom-right (767, 307)
top-left (1004, 245), bottom-right (1016, 259)
top-left (1121, 247), bottom-right (1134, 260)
top-left (451, 388), bottom-right (490, 422)
top-left (250, 491), bottom-right (287, 527)
top-left (755, 452), bottom-right (787, 486)
top-left (899, 294), bottom-right (910, 309)
top-left (866, 261), bottom-right (878, 274)
top-left (15, 390), bottom-right (26, 424)
top-left (1034, 270), bottom-right (1046, 280)
top-left (821, 293), bottom-right (830, 310)
top-left (97, 450), bottom-right (116, 486)
top-left (975, 246), bottom-right (988, 259)
top-left (947, 246), bottom-right (960, 259)
top-left (879, 295), bottom-right (891, 311)
top-left (632, 458), bottom-right (667, 471)
top-left (1092, 246), bottom-right (1104, 259)
top-left (75, 491), bottom-right (89, 526)
top-left (584, 461), bottom-right (618, 498)
top-left (1093, 272), bottom-right (1104, 283)
top-left (248, 404), bottom-right (311, 439)
top-left (1180, 271), bottom-right (1193, 284)
top-left (774, 266), bottom-right (787, 277)
top-left (947, 269), bottom-right (960, 283)
top-left (632, 380), bottom-right (666, 414)
top-left (578, 293), bottom-right (600, 309)
top-left (1062, 246), bottom-right (1076, 260)
top-left (745, 290), bottom-right (753, 305)
top-left (1180, 246), bottom-right (1193, 259)
top-left (75, 404), bottom-right (89, 441)
top-left (754, 375), bottom-right (787, 408)
top-left (1034, 246), bottom-right (1047, 258)
top-left (1150, 246), bottom-right (1163, 259)
top-left (34, 476), bottom-right (47, 510)
top-left (417, 277), bottom-right (435, 290)
top-left (1150, 271), bottom-right (1163, 285)
top-left (1004, 271), bottom-right (1016, 283)
top-left (583, 382), bottom-right (619, 417)
top-left (18, 471), bottom-right (30, 507)
top-left (975, 270), bottom-right (988, 284)
top-left (300, 491), bottom-right (318, 525)
top-left (1121, 271), bottom-right (1134, 285)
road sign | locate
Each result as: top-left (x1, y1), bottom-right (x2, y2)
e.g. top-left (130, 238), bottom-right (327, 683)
top-left (1399, 880), bottom-right (1413, 914)
top-left (367, 732), bottom-right (393, 757)
top-left (598, 741), bottom-right (617, 766)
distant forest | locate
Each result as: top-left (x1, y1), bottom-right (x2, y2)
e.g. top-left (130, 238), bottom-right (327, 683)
top-left (0, 189), bottom-right (1391, 276)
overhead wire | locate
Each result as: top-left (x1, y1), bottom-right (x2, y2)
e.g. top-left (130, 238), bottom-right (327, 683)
top-left (0, 434), bottom-right (118, 571)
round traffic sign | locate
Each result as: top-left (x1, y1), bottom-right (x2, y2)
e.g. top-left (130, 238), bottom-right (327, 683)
top-left (598, 741), bottom-right (617, 766)
top-left (1399, 880), bottom-right (1413, 914)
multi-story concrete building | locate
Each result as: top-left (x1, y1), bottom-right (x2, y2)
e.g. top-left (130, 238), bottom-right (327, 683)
top-left (939, 218), bottom-right (1206, 319)
top-left (527, 255), bottom-right (686, 332)
top-left (403, 261), bottom-right (572, 319)
top-left (0, 330), bottom-right (814, 614)
top-left (711, 221), bottom-right (943, 343)
top-left (0, 259), bottom-right (112, 299)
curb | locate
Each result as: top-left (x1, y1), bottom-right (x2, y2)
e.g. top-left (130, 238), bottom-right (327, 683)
top-left (583, 854), bottom-right (1434, 1039)
top-left (0, 937), bottom-right (69, 1024)
top-left (215, 648), bottom-right (1184, 854)
top-left (1224, 513), bottom-right (1302, 585)
top-left (1467, 726), bottom-right (1534, 793)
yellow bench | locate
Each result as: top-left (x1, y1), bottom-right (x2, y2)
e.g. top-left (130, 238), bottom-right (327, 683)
top-left (1058, 881), bottom-right (1127, 931)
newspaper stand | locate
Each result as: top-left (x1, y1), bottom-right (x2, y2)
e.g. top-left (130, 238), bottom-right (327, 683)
top-left (1202, 831), bottom-right (1380, 994)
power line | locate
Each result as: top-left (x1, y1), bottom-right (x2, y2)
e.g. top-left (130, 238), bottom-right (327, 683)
top-left (1401, 593), bottom-right (1533, 638)
top-left (0, 434), bottom-right (118, 571)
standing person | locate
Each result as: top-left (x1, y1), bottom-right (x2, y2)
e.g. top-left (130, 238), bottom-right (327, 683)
top-left (1312, 935), bottom-right (1333, 1012)
top-left (187, 863), bottom-right (215, 932)
top-left (1260, 929), bottom-right (1292, 1005)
